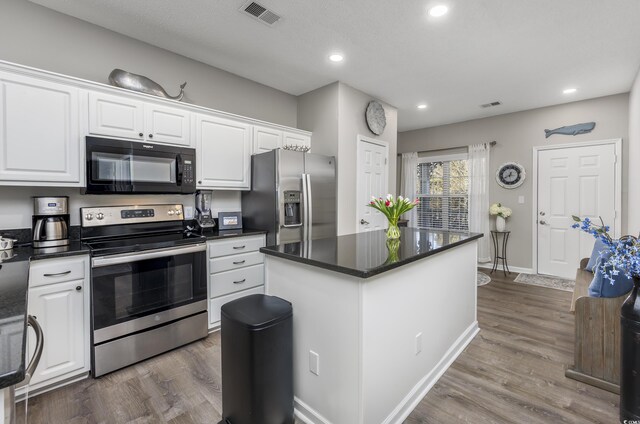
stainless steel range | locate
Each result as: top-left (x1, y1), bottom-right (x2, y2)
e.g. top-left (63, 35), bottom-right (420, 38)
top-left (81, 204), bottom-right (208, 377)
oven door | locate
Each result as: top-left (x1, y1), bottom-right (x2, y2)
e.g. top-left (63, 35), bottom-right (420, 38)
top-left (90, 244), bottom-right (207, 344)
top-left (85, 136), bottom-right (196, 194)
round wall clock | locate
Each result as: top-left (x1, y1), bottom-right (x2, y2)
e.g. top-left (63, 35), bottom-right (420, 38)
top-left (365, 100), bottom-right (386, 135)
top-left (496, 162), bottom-right (526, 189)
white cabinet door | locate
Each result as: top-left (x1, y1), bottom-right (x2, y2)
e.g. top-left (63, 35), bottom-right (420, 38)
top-left (283, 132), bottom-right (311, 151)
top-left (253, 126), bottom-right (282, 154)
top-left (88, 91), bottom-right (145, 140)
top-left (27, 279), bottom-right (86, 387)
top-left (0, 72), bottom-right (80, 184)
top-left (145, 104), bottom-right (191, 146)
top-left (196, 114), bottom-right (251, 189)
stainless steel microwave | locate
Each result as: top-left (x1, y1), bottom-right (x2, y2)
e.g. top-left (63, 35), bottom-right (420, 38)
top-left (84, 137), bottom-right (196, 194)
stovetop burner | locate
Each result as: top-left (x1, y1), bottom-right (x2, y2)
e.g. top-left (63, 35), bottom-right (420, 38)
top-left (85, 231), bottom-right (206, 256)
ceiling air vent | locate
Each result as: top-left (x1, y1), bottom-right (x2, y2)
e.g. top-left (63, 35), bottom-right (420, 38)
top-left (480, 101), bottom-right (502, 108)
top-left (240, 1), bottom-right (281, 26)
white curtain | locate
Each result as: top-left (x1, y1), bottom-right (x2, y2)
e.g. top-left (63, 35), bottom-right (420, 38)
top-left (400, 152), bottom-right (419, 227)
top-left (468, 143), bottom-right (491, 262)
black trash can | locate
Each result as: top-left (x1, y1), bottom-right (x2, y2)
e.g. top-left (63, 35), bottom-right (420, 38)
top-left (219, 294), bottom-right (293, 424)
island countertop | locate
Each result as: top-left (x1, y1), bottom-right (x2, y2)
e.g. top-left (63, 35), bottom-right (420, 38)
top-left (260, 228), bottom-right (482, 278)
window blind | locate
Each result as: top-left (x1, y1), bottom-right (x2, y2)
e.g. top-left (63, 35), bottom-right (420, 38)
top-left (416, 159), bottom-right (469, 231)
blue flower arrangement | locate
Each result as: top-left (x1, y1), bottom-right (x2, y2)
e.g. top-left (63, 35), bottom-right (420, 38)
top-left (572, 216), bottom-right (640, 282)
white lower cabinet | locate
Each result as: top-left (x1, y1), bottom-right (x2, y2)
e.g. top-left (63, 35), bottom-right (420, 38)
top-left (21, 255), bottom-right (90, 394)
top-left (207, 235), bottom-right (266, 329)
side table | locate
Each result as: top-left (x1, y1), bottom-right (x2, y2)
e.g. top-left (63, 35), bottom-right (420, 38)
top-left (490, 231), bottom-right (511, 276)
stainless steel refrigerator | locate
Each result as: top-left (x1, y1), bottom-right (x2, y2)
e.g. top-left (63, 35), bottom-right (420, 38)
top-left (242, 149), bottom-right (336, 246)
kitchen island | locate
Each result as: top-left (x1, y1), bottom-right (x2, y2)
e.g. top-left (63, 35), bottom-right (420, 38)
top-left (261, 228), bottom-right (482, 424)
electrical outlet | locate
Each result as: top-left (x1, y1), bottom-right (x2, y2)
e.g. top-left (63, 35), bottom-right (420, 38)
top-left (309, 350), bottom-right (320, 375)
top-left (415, 333), bottom-right (422, 355)
top-left (518, 195), bottom-right (525, 205)
top-left (184, 206), bottom-right (194, 220)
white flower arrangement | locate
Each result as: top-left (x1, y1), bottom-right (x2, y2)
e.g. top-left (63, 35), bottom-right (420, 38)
top-left (489, 203), bottom-right (512, 219)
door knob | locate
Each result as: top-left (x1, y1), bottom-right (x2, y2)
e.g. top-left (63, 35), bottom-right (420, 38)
top-left (539, 220), bottom-right (547, 225)
top-left (360, 219), bottom-right (369, 225)
top-left (539, 211), bottom-right (546, 216)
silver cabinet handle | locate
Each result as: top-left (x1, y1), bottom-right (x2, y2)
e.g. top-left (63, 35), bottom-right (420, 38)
top-left (233, 279), bottom-right (246, 284)
top-left (43, 270), bottom-right (71, 277)
top-left (360, 219), bottom-right (369, 225)
top-left (232, 245), bottom-right (246, 250)
top-left (25, 315), bottom-right (44, 384)
top-left (233, 260), bottom-right (246, 265)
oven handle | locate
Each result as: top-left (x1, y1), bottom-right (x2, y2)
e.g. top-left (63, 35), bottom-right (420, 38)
top-left (91, 243), bottom-right (206, 267)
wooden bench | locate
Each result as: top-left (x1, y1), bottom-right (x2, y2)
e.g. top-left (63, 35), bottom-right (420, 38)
top-left (565, 258), bottom-right (625, 393)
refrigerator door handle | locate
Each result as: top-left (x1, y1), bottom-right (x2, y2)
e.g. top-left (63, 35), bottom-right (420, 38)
top-left (306, 174), bottom-right (313, 240)
top-left (302, 173), bottom-right (309, 240)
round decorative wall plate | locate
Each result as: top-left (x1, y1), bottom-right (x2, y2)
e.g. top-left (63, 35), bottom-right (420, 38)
top-left (365, 100), bottom-right (386, 135)
top-left (496, 162), bottom-right (526, 189)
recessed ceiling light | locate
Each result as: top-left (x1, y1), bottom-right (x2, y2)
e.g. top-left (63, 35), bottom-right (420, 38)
top-left (428, 5), bottom-right (449, 17)
top-left (563, 88), bottom-right (577, 94)
top-left (329, 54), bottom-right (344, 63)
top-left (417, 104), bottom-right (428, 109)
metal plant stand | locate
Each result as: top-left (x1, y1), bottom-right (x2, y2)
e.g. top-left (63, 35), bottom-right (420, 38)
top-left (490, 231), bottom-right (511, 276)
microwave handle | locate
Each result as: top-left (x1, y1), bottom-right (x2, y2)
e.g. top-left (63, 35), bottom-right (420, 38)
top-left (176, 154), bottom-right (184, 186)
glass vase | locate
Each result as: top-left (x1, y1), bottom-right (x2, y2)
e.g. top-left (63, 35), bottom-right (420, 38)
top-left (386, 221), bottom-right (401, 240)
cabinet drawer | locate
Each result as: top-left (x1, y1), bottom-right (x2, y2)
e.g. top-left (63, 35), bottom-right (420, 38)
top-left (210, 264), bottom-right (264, 298)
top-left (30, 256), bottom-right (87, 287)
top-left (208, 235), bottom-right (265, 258)
top-left (209, 286), bottom-right (264, 327)
top-left (209, 251), bottom-right (263, 273)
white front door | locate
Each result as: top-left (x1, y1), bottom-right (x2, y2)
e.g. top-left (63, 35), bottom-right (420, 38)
top-left (357, 138), bottom-right (389, 232)
top-left (537, 143), bottom-right (618, 279)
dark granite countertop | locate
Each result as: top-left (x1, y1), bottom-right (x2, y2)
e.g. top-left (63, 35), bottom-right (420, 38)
top-left (260, 228), bottom-right (483, 278)
top-left (201, 228), bottom-right (267, 241)
top-left (0, 257), bottom-right (30, 389)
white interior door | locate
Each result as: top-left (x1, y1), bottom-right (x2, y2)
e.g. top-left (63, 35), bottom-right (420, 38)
top-left (537, 143), bottom-right (617, 279)
top-left (357, 138), bottom-right (389, 232)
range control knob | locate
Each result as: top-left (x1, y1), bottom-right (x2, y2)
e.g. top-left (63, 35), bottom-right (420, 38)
top-left (168, 210), bottom-right (175, 216)
top-left (96, 213), bottom-right (104, 220)
top-left (85, 213), bottom-right (93, 221)
top-left (175, 209), bottom-right (182, 215)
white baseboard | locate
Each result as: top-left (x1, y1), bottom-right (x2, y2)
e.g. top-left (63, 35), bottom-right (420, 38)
top-left (294, 397), bottom-right (332, 424)
top-left (477, 263), bottom-right (533, 275)
top-left (382, 321), bottom-right (480, 424)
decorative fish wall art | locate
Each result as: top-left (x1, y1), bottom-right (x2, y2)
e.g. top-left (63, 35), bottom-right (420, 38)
top-left (544, 122), bottom-right (595, 138)
top-left (108, 69), bottom-right (187, 101)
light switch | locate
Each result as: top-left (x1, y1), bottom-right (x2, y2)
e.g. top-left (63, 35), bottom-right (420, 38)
top-left (518, 196), bottom-right (525, 204)
top-left (309, 350), bottom-right (320, 376)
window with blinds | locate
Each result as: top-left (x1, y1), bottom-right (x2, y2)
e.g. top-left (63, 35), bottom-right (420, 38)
top-left (416, 158), bottom-right (469, 231)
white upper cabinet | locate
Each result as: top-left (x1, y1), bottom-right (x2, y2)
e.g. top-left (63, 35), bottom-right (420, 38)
top-left (253, 126), bottom-right (283, 154)
top-left (0, 71), bottom-right (80, 184)
top-left (284, 131), bottom-right (311, 151)
top-left (196, 114), bottom-right (251, 190)
top-left (88, 91), bottom-right (191, 146)
top-left (144, 104), bottom-right (191, 146)
top-left (88, 91), bottom-right (145, 140)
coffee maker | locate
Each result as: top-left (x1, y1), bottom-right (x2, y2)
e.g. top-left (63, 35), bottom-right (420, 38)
top-left (32, 196), bottom-right (70, 248)
top-left (195, 190), bottom-right (216, 230)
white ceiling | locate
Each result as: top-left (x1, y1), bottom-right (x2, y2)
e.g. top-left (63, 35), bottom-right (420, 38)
top-left (29, 0), bottom-right (640, 131)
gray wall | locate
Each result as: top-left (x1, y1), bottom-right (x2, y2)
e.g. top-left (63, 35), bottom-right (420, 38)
top-left (0, 0), bottom-right (298, 127)
top-left (298, 82), bottom-right (398, 235)
top-left (398, 93), bottom-right (629, 270)
top-left (628, 69), bottom-right (640, 235)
